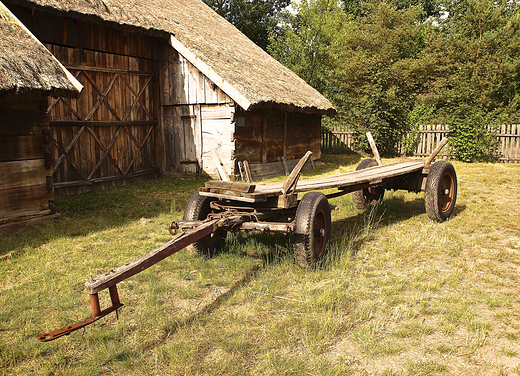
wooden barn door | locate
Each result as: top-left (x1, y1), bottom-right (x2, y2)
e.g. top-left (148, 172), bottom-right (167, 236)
top-left (46, 45), bottom-right (158, 194)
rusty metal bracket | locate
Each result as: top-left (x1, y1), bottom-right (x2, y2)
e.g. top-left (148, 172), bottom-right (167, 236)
top-left (37, 286), bottom-right (123, 342)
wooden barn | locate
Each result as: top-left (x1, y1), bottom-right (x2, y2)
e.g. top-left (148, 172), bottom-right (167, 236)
top-left (4, 0), bottom-right (335, 195)
top-left (0, 1), bottom-right (82, 230)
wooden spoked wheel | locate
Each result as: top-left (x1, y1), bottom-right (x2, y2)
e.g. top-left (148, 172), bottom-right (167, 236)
top-left (352, 158), bottom-right (385, 209)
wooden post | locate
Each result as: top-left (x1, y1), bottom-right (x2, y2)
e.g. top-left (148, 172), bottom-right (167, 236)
top-left (424, 137), bottom-right (449, 167)
top-left (212, 149), bottom-right (230, 181)
top-left (243, 160), bottom-right (252, 183)
top-left (366, 132), bottom-right (382, 165)
top-left (282, 151), bottom-right (312, 194)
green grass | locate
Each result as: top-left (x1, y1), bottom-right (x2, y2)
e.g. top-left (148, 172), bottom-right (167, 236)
top-left (1, 155), bottom-right (520, 375)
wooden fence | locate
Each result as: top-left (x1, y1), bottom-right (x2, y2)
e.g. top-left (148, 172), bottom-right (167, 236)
top-left (496, 124), bottom-right (520, 162)
top-left (321, 124), bottom-right (520, 162)
top-left (321, 126), bottom-right (355, 153)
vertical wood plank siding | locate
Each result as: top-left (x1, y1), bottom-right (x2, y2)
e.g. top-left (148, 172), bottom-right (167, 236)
top-left (161, 47), bottom-right (235, 177)
top-left (20, 13), bottom-right (162, 195)
top-left (321, 124), bottom-right (520, 162)
top-left (497, 124), bottom-right (520, 162)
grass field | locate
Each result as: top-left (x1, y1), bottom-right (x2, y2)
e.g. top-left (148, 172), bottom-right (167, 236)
top-left (1, 154), bottom-right (519, 375)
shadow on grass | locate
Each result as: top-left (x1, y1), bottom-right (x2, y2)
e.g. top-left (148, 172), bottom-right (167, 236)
top-left (0, 175), bottom-right (209, 257)
top-left (211, 193), bottom-right (469, 269)
top-left (0, 153), bottom-right (363, 258)
top-left (329, 194), bottom-right (466, 260)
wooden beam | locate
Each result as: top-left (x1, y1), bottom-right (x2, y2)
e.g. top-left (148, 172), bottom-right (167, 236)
top-left (243, 160), bottom-right (252, 183)
top-left (424, 137), bottom-right (450, 167)
top-left (50, 121), bottom-right (157, 127)
top-left (205, 180), bottom-right (256, 193)
top-left (85, 219), bottom-right (219, 295)
top-left (282, 151), bottom-right (312, 194)
top-left (366, 132), bottom-right (382, 165)
top-left (212, 149), bottom-right (230, 181)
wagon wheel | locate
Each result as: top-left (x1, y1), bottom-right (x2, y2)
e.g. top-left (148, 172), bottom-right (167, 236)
top-left (183, 191), bottom-right (227, 256)
top-left (352, 158), bottom-right (385, 209)
top-left (424, 161), bottom-right (457, 222)
top-left (294, 192), bottom-right (331, 267)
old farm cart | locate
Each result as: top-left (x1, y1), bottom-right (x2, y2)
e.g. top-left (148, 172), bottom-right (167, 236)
top-left (37, 138), bottom-right (457, 342)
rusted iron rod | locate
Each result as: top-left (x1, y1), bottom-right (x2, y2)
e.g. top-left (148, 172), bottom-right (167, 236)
top-left (37, 287), bottom-right (124, 342)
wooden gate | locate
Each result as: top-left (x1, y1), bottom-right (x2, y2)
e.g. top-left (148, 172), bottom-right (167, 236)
top-left (46, 45), bottom-right (158, 194)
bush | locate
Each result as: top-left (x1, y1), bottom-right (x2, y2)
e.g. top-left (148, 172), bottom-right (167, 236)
top-left (448, 106), bottom-right (498, 162)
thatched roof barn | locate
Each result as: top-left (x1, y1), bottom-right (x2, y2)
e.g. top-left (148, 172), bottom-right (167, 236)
top-left (4, 0), bottom-right (335, 190)
top-left (0, 1), bottom-right (81, 230)
top-left (0, 1), bottom-right (81, 98)
top-left (4, 0), bottom-right (334, 114)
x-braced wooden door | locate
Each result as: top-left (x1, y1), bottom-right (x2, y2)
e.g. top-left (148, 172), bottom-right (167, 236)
top-left (46, 45), bottom-right (158, 194)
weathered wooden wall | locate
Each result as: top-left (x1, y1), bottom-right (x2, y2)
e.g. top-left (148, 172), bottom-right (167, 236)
top-left (234, 109), bottom-right (322, 164)
top-left (10, 5), bottom-right (161, 195)
top-left (0, 97), bottom-right (55, 229)
top-left (201, 105), bottom-right (235, 177)
top-left (160, 47), bottom-right (235, 177)
top-left (286, 112), bottom-right (322, 160)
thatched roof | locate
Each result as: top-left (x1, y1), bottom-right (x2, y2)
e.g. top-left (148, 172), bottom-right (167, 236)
top-left (0, 1), bottom-right (82, 98)
top-left (4, 0), bottom-right (335, 114)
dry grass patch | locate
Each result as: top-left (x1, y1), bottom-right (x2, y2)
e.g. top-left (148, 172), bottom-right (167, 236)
top-left (1, 156), bottom-right (520, 375)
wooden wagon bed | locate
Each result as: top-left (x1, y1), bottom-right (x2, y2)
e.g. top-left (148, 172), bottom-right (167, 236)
top-left (200, 160), bottom-right (426, 204)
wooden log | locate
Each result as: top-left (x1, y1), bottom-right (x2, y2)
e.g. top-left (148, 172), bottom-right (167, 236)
top-left (0, 135), bottom-right (45, 162)
top-left (0, 184), bottom-right (53, 217)
top-left (0, 159), bottom-right (48, 190)
top-left (0, 212), bottom-right (59, 232)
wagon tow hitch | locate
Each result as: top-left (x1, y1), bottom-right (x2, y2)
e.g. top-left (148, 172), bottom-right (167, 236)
top-left (37, 217), bottom-right (224, 342)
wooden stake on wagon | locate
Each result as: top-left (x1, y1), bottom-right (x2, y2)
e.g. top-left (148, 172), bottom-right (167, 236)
top-left (366, 132), bottom-right (382, 165)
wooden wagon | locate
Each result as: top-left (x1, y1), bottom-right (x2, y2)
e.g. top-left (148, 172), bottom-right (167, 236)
top-left (37, 138), bottom-right (457, 341)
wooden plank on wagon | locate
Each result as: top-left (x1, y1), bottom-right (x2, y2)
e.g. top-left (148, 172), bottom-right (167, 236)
top-left (250, 161), bottom-right (425, 196)
top-left (205, 181), bottom-right (255, 193)
top-left (366, 132), bottom-right (382, 165)
top-left (198, 191), bottom-right (261, 203)
top-left (282, 151), bottom-right (312, 194)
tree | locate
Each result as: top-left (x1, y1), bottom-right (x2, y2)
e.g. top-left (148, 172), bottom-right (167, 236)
top-left (270, 1), bottom-right (432, 155)
top-left (420, 0), bottom-right (520, 161)
top-left (203, 0), bottom-right (290, 50)
top-left (268, 0), bottom-right (520, 160)
top-left (338, 2), bottom-right (431, 155)
top-left (268, 0), bottom-right (347, 95)
top-left (343, 0), bottom-right (441, 19)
